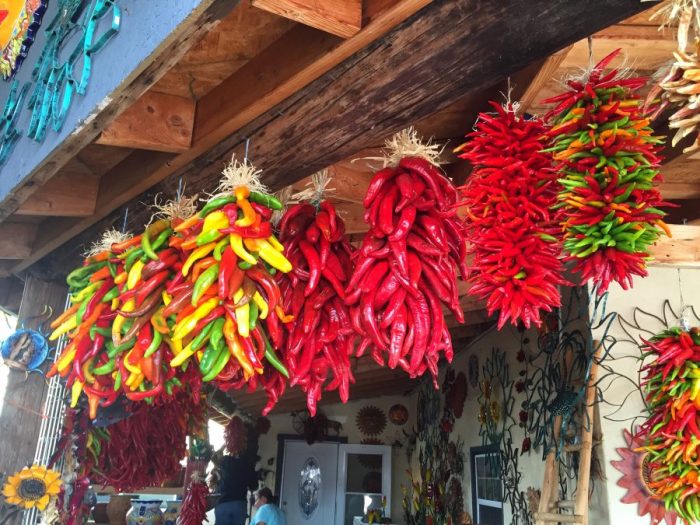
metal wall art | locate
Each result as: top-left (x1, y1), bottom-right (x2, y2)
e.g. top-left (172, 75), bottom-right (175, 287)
top-left (356, 405), bottom-right (387, 437)
top-left (388, 404), bottom-right (408, 426)
top-left (0, 0), bottom-right (48, 79)
top-left (478, 348), bottom-right (531, 525)
top-left (0, 0), bottom-right (121, 166)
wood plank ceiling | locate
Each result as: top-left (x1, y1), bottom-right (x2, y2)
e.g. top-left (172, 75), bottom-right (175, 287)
top-left (0, 0), bottom-right (696, 413)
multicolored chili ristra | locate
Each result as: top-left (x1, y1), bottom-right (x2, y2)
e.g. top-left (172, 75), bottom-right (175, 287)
top-left (276, 198), bottom-right (356, 416)
top-left (455, 101), bottom-right (567, 329)
top-left (544, 48), bottom-right (671, 293)
top-left (638, 326), bottom-right (700, 524)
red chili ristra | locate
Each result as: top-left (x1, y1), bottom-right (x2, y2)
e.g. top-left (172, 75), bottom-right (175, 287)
top-left (455, 101), bottom-right (567, 329)
top-left (348, 155), bottom-right (467, 387)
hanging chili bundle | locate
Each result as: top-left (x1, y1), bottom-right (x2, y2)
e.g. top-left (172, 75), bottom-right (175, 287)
top-left (224, 415), bottom-right (248, 457)
top-left (638, 326), bottom-right (700, 524)
top-left (544, 49), bottom-right (670, 294)
top-left (276, 173), bottom-right (356, 415)
top-left (85, 391), bottom-right (204, 492)
top-left (348, 129), bottom-right (467, 385)
top-left (180, 478), bottom-right (209, 525)
top-left (455, 102), bottom-right (566, 329)
top-left (168, 159), bottom-right (292, 412)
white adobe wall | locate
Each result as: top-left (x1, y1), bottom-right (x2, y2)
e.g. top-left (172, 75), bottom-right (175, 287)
top-left (592, 267), bottom-right (700, 525)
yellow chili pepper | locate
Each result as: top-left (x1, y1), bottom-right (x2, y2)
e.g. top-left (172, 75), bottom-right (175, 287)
top-left (49, 315), bottom-right (78, 341)
top-left (172, 297), bottom-right (220, 340)
top-left (71, 282), bottom-right (101, 303)
top-left (252, 292), bottom-right (269, 320)
top-left (114, 271), bottom-right (127, 285)
top-left (275, 305), bottom-right (294, 323)
top-left (202, 210), bottom-right (229, 233)
top-left (234, 187), bottom-right (255, 227)
top-left (83, 361), bottom-right (95, 384)
top-left (71, 380), bottom-right (84, 408)
top-left (267, 235), bottom-right (284, 252)
top-left (170, 340), bottom-right (196, 367)
top-left (162, 290), bottom-right (172, 306)
top-left (246, 238), bottom-right (292, 273)
top-left (182, 242), bottom-right (217, 276)
top-left (113, 298), bottom-right (135, 344)
top-left (165, 335), bottom-right (183, 356)
top-left (123, 349), bottom-right (142, 375)
top-left (224, 316), bottom-right (254, 380)
top-left (127, 259), bottom-right (145, 289)
top-left (230, 233), bottom-right (257, 265)
top-left (235, 302), bottom-right (250, 338)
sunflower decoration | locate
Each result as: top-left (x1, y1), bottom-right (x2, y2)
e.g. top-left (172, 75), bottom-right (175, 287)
top-left (2, 465), bottom-right (62, 511)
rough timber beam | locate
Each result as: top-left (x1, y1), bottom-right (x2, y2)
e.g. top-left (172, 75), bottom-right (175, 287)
top-left (251, 0), bottom-right (362, 38)
top-left (20, 0), bottom-right (652, 276)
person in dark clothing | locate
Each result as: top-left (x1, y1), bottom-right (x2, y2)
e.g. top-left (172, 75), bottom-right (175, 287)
top-left (213, 452), bottom-right (258, 524)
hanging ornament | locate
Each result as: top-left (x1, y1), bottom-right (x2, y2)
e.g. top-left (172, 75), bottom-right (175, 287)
top-left (456, 101), bottom-right (566, 329)
top-left (545, 49), bottom-right (670, 294)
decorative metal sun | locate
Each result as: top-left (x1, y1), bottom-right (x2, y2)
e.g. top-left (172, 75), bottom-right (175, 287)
top-left (611, 429), bottom-right (677, 525)
top-left (2, 464), bottom-right (61, 511)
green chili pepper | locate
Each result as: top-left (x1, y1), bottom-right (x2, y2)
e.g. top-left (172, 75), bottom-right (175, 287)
top-left (124, 247), bottom-right (145, 272)
top-left (101, 286), bottom-right (120, 304)
top-left (66, 261), bottom-right (108, 289)
top-left (151, 228), bottom-right (173, 252)
top-left (143, 330), bottom-right (163, 358)
top-left (107, 260), bottom-right (118, 278)
top-left (203, 343), bottom-right (229, 382)
top-left (249, 300), bottom-right (259, 330)
top-left (213, 238), bottom-right (229, 261)
top-left (90, 326), bottom-right (112, 340)
top-left (262, 331), bottom-right (289, 378)
top-left (93, 357), bottom-right (116, 375)
top-left (106, 337), bottom-right (136, 358)
top-left (199, 195), bottom-right (237, 218)
top-left (192, 319), bottom-right (218, 353)
top-left (249, 191), bottom-right (283, 211)
top-left (238, 260), bottom-right (254, 270)
top-left (114, 370), bottom-right (122, 391)
top-left (192, 263), bottom-right (219, 305)
top-left (199, 339), bottom-right (225, 375)
top-left (196, 228), bottom-right (223, 247)
top-left (209, 318), bottom-right (226, 348)
top-left (76, 294), bottom-right (93, 325)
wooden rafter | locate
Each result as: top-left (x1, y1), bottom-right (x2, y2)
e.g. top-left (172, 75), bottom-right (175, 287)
top-left (649, 225), bottom-right (700, 268)
top-left (251, 0), bottom-right (363, 38)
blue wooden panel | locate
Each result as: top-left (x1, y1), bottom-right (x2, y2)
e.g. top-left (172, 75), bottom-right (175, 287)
top-left (0, 0), bottom-right (207, 207)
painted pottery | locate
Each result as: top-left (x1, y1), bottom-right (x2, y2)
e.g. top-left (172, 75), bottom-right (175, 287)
top-left (126, 500), bottom-right (163, 525)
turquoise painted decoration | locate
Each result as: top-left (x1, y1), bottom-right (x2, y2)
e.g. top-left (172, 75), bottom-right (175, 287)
top-left (0, 79), bottom-right (30, 164)
top-left (27, 0), bottom-right (121, 141)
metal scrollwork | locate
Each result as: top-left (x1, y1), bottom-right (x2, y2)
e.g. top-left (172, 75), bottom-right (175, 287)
top-left (0, 79), bottom-right (30, 164)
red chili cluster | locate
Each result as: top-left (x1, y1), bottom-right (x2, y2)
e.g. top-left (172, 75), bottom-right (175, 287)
top-left (276, 201), bottom-right (356, 415)
top-left (455, 102), bottom-right (566, 329)
top-left (224, 415), bottom-right (248, 457)
top-left (87, 392), bottom-right (204, 492)
top-left (180, 480), bottom-right (209, 525)
top-left (348, 157), bottom-right (467, 385)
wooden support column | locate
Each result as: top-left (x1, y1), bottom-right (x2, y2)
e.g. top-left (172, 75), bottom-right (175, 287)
top-left (0, 277), bottom-right (66, 481)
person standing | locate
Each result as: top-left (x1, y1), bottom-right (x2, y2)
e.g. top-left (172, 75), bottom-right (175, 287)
top-left (250, 487), bottom-right (286, 525)
top-left (212, 449), bottom-right (257, 525)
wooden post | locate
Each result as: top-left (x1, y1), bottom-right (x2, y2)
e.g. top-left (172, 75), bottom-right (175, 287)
top-left (0, 276), bottom-right (66, 479)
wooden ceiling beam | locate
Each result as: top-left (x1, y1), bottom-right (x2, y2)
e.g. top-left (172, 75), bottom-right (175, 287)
top-left (649, 225), bottom-right (700, 268)
top-left (96, 92), bottom-right (196, 153)
top-left (15, 162), bottom-right (99, 217)
top-left (0, 223), bottom-right (38, 259)
top-left (251, 0), bottom-right (362, 38)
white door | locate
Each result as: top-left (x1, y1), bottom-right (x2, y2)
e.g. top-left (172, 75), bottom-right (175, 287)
top-left (280, 441), bottom-right (339, 525)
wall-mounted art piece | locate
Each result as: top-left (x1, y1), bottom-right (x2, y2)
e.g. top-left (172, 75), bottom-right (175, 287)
top-left (388, 404), bottom-right (409, 426)
top-left (356, 405), bottom-right (387, 437)
top-left (0, 0), bottom-right (48, 79)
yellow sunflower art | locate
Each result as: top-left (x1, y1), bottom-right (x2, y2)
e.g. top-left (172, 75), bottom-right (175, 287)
top-left (2, 465), bottom-right (61, 511)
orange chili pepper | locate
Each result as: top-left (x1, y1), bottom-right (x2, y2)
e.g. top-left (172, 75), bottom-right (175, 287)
top-left (112, 235), bottom-right (142, 253)
top-left (89, 266), bottom-right (112, 283)
top-left (191, 256), bottom-right (217, 282)
top-left (50, 303), bottom-right (80, 329)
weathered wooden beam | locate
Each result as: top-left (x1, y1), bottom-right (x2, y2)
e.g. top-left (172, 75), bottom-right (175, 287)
top-left (0, 222), bottom-right (38, 259)
top-left (0, 276), bottom-right (24, 315)
top-left (649, 225), bottom-right (700, 268)
top-left (519, 45), bottom-right (573, 112)
top-left (252, 0), bottom-right (362, 38)
top-left (21, 0), bottom-right (653, 277)
top-left (96, 92), bottom-right (196, 153)
top-left (15, 162), bottom-right (99, 217)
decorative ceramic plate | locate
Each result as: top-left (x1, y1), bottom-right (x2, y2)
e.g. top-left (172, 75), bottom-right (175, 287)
top-left (356, 406), bottom-right (387, 436)
top-left (388, 404), bottom-right (408, 426)
top-left (0, 0), bottom-right (48, 79)
top-left (468, 354), bottom-right (479, 388)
